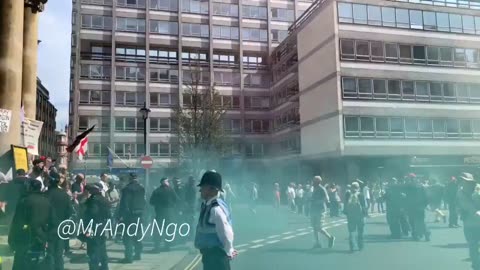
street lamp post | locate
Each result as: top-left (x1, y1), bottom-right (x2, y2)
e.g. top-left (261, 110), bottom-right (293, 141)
top-left (139, 102), bottom-right (151, 189)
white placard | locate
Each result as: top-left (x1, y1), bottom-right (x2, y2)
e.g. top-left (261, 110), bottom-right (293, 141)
top-left (0, 109), bottom-right (12, 133)
top-left (21, 118), bottom-right (44, 155)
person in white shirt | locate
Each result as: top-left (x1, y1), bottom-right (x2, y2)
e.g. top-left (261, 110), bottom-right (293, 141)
top-left (296, 184), bottom-right (305, 214)
top-left (287, 183), bottom-right (296, 212)
top-left (194, 171), bottom-right (237, 270)
top-left (98, 173), bottom-right (109, 196)
top-left (30, 158), bottom-right (46, 192)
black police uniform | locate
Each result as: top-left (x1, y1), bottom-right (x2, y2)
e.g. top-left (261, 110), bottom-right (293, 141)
top-left (118, 176), bottom-right (146, 263)
top-left (46, 178), bottom-right (74, 270)
top-left (9, 180), bottom-right (57, 270)
top-left (83, 185), bottom-right (111, 270)
top-left (149, 181), bottom-right (178, 251)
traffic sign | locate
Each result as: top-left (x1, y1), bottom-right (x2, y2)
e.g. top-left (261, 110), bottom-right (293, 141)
top-left (141, 156), bottom-right (153, 169)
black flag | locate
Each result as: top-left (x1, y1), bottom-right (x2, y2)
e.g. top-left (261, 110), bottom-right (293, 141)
top-left (66, 125), bottom-right (95, 153)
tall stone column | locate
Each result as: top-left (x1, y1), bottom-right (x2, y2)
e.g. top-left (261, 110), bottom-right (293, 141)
top-left (22, 8), bottom-right (39, 119)
top-left (0, 0), bottom-right (25, 156)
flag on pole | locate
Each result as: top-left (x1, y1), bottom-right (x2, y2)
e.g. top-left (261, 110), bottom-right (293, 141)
top-left (75, 137), bottom-right (88, 160)
top-left (67, 125), bottom-right (95, 153)
top-left (107, 148), bottom-right (113, 168)
top-left (107, 146), bottom-right (131, 168)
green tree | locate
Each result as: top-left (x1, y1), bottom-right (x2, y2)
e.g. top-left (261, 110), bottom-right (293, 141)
top-left (174, 64), bottom-right (228, 176)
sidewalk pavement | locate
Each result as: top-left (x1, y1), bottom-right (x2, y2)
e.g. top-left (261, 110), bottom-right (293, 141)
top-left (64, 239), bottom-right (191, 270)
top-left (0, 236), bottom-right (191, 270)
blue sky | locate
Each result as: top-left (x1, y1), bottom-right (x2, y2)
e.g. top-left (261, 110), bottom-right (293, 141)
top-left (38, 1), bottom-right (72, 131)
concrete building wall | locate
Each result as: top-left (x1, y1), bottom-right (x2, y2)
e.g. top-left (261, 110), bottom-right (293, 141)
top-left (297, 0), bottom-right (342, 156)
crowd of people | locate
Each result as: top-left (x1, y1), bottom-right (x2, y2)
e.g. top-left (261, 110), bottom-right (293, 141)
top-left (0, 155), bottom-right (204, 270)
top-left (2, 155), bottom-right (480, 270)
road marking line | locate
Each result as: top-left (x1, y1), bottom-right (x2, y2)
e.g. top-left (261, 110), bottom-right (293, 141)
top-left (282, 231), bottom-right (294, 235)
top-left (296, 228), bottom-right (306, 231)
top-left (266, 239), bottom-right (280, 244)
top-left (250, 244), bottom-right (264, 249)
top-left (251, 239), bottom-right (265, 243)
top-left (237, 249), bottom-right (247, 253)
top-left (236, 244), bottom-right (249, 248)
top-left (184, 254), bottom-right (201, 270)
top-left (297, 232), bottom-right (309, 236)
top-left (267, 235), bottom-right (280, 239)
top-left (282, 235), bottom-right (296, 240)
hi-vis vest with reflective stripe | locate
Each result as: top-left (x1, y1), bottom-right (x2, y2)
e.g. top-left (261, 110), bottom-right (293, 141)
top-left (194, 198), bottom-right (232, 250)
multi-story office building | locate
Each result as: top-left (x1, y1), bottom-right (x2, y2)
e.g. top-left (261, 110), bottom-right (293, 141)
top-left (70, 0), bottom-right (480, 181)
top-left (271, 0), bottom-right (480, 180)
top-left (69, 0), bottom-right (315, 175)
top-left (37, 78), bottom-right (58, 158)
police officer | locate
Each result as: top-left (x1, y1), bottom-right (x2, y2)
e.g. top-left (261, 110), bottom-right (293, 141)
top-left (46, 173), bottom-right (73, 270)
top-left (9, 179), bottom-right (57, 270)
top-left (118, 173), bottom-right (146, 263)
top-left (194, 171), bottom-right (237, 270)
top-left (83, 184), bottom-right (111, 270)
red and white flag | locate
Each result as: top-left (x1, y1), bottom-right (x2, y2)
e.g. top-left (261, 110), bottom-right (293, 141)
top-left (75, 137), bottom-right (89, 160)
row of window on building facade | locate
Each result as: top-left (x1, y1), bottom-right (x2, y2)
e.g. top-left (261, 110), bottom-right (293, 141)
top-left (81, 0), bottom-right (301, 22)
top-left (87, 136), bottom-right (300, 158)
top-left (80, 64), bottom-right (271, 87)
top-left (338, 2), bottom-right (480, 35)
top-left (340, 39), bottom-right (480, 68)
top-left (78, 107), bottom-right (299, 134)
top-left (344, 116), bottom-right (480, 140)
top-left (342, 77), bottom-right (480, 104)
top-left (80, 15), bottom-right (290, 42)
top-left (84, 46), bottom-right (267, 70)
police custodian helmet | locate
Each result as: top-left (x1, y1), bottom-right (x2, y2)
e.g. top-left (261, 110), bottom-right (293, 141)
top-left (197, 170), bottom-right (223, 191)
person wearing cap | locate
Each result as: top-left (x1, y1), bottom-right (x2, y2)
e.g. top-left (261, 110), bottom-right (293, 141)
top-left (83, 183), bottom-right (111, 270)
top-left (309, 176), bottom-right (335, 249)
top-left (149, 177), bottom-right (178, 252)
top-left (457, 172), bottom-right (480, 270)
top-left (118, 173), bottom-right (146, 263)
top-left (194, 171), bottom-right (236, 270)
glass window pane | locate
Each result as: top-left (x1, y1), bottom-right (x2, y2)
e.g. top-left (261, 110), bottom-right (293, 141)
top-left (371, 41), bottom-right (384, 60)
top-left (410, 10), bottom-right (423, 29)
top-left (382, 7), bottom-right (396, 27)
top-left (396, 9), bottom-right (410, 28)
top-left (423, 11), bottom-right (436, 30)
top-left (376, 118), bottom-right (389, 132)
top-left (402, 81), bottom-right (415, 97)
top-left (419, 119), bottom-right (432, 133)
top-left (385, 43), bottom-right (398, 61)
top-left (345, 117), bottom-right (359, 132)
top-left (388, 80), bottom-right (401, 96)
top-left (367, 6), bottom-right (381, 26)
top-left (352, 4), bottom-right (367, 24)
top-left (373, 80), bottom-right (387, 97)
top-left (427, 46), bottom-right (439, 64)
top-left (463, 15), bottom-right (475, 34)
top-left (390, 118), bottom-right (404, 133)
top-left (358, 79), bottom-right (372, 94)
top-left (437, 12), bottom-right (450, 32)
top-left (449, 14), bottom-right (462, 33)
top-left (338, 3), bottom-right (353, 23)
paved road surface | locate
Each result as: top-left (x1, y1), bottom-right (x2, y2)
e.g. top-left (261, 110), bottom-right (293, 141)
top-left (184, 204), bottom-right (470, 270)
